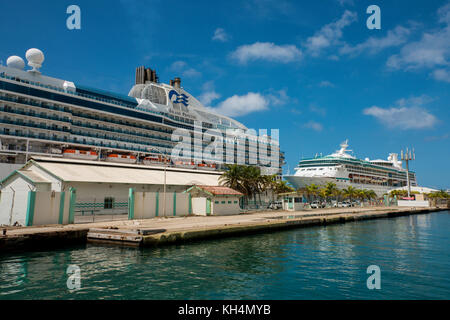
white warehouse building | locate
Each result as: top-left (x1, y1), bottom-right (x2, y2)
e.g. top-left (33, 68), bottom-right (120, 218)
top-left (0, 157), bottom-right (222, 225)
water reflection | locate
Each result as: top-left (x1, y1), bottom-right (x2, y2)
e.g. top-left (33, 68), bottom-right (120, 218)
top-left (0, 212), bottom-right (449, 300)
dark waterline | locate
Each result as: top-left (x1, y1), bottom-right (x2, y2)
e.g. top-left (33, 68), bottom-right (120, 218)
top-left (1, 211), bottom-right (449, 300)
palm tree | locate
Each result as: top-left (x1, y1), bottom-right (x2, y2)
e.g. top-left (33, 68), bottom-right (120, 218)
top-left (342, 186), bottom-right (358, 202)
top-left (324, 182), bottom-right (338, 204)
top-left (366, 190), bottom-right (377, 202)
top-left (333, 189), bottom-right (342, 203)
top-left (275, 180), bottom-right (294, 194)
top-left (318, 188), bottom-right (327, 203)
top-left (220, 165), bottom-right (274, 207)
top-left (356, 189), bottom-right (366, 202)
top-left (219, 164), bottom-right (245, 194)
top-left (305, 184), bottom-right (320, 202)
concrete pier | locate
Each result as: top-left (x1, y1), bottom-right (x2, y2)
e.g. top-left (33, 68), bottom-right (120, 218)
top-left (0, 206), bottom-right (447, 252)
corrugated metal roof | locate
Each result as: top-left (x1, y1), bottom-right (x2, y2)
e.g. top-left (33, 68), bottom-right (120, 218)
top-left (33, 160), bottom-right (221, 186)
top-left (18, 170), bottom-right (51, 184)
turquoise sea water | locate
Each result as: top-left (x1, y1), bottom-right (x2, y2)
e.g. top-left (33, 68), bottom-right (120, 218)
top-left (0, 211), bottom-right (449, 300)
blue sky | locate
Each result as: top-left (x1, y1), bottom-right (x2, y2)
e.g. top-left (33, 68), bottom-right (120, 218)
top-left (0, 0), bottom-right (449, 189)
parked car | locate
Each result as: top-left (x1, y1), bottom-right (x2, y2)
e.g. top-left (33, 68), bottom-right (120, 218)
top-left (341, 201), bottom-right (351, 208)
top-left (310, 201), bottom-right (325, 209)
top-left (334, 202), bottom-right (343, 207)
top-left (267, 201), bottom-right (282, 210)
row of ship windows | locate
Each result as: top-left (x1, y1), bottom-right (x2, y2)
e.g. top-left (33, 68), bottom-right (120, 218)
top-left (0, 73), bottom-right (137, 109)
top-left (0, 85), bottom-right (280, 146)
top-left (0, 94), bottom-right (279, 150)
top-left (0, 116), bottom-right (277, 160)
top-left (300, 168), bottom-right (337, 171)
top-left (0, 75), bottom-right (235, 132)
top-left (0, 107), bottom-right (279, 153)
top-left (1, 126), bottom-right (275, 163)
top-left (345, 165), bottom-right (411, 178)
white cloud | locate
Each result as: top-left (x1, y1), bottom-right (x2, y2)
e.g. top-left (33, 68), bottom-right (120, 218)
top-left (169, 61), bottom-right (201, 78)
top-left (208, 92), bottom-right (269, 117)
top-left (304, 10), bottom-right (357, 56)
top-left (266, 89), bottom-right (290, 106)
top-left (386, 3), bottom-right (450, 79)
top-left (205, 89), bottom-right (290, 117)
top-left (319, 80), bottom-right (335, 88)
top-left (182, 68), bottom-right (201, 78)
top-left (396, 95), bottom-right (434, 107)
top-left (309, 104), bottom-right (327, 116)
top-left (212, 28), bottom-right (230, 42)
top-left (170, 60), bottom-right (187, 72)
top-left (230, 42), bottom-right (302, 64)
top-left (363, 95), bottom-right (437, 129)
top-left (431, 68), bottom-right (450, 82)
top-left (340, 25), bottom-right (411, 56)
top-left (199, 91), bottom-right (221, 105)
top-left (198, 82), bottom-right (221, 105)
top-left (303, 121), bottom-right (323, 132)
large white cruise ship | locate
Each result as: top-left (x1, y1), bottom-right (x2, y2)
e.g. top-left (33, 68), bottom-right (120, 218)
top-left (284, 140), bottom-right (417, 196)
top-left (0, 48), bottom-right (283, 180)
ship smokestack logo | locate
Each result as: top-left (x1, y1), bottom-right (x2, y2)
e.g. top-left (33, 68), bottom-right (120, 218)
top-left (169, 90), bottom-right (189, 107)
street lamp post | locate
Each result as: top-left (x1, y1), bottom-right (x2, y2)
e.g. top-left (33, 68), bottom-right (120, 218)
top-left (149, 147), bottom-right (169, 217)
top-left (400, 147), bottom-right (415, 199)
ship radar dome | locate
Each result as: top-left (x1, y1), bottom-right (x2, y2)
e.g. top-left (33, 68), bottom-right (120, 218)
top-left (6, 56), bottom-right (25, 70)
top-left (25, 48), bottom-right (45, 73)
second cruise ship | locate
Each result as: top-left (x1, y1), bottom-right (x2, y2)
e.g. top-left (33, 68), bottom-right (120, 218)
top-left (284, 140), bottom-right (417, 196)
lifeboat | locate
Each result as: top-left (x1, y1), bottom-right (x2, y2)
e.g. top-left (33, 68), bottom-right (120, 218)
top-left (106, 154), bottom-right (137, 164)
top-left (143, 155), bottom-right (170, 166)
top-left (63, 149), bottom-right (98, 160)
top-left (174, 161), bottom-right (195, 169)
top-left (197, 163), bottom-right (217, 171)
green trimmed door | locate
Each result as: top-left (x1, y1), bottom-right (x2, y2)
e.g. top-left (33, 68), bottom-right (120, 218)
top-left (206, 198), bottom-right (211, 216)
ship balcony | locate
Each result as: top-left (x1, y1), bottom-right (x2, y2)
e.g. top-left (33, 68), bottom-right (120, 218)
top-left (0, 108), bottom-right (71, 124)
top-left (0, 94), bottom-right (71, 115)
top-left (0, 118), bottom-right (71, 133)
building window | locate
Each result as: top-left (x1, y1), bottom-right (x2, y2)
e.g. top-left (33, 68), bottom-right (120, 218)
top-left (104, 197), bottom-right (115, 209)
top-left (221, 201), bottom-right (225, 204)
top-left (228, 201), bottom-right (232, 204)
top-left (215, 201), bottom-right (219, 204)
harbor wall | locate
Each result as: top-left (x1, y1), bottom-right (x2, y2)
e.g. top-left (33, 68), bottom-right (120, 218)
top-left (398, 200), bottom-right (430, 207)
